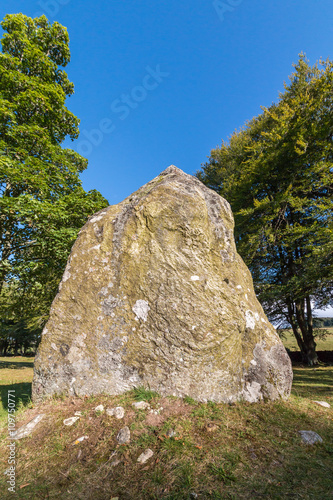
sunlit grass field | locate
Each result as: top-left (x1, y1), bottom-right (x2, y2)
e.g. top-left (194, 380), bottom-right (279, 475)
top-left (279, 327), bottom-right (333, 351)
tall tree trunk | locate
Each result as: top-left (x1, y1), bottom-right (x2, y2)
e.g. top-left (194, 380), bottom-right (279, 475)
top-left (14, 339), bottom-right (19, 356)
top-left (295, 298), bottom-right (318, 365)
top-left (285, 250), bottom-right (318, 365)
top-left (287, 301), bottom-right (306, 354)
top-left (304, 296), bottom-right (318, 365)
top-left (3, 340), bottom-right (9, 356)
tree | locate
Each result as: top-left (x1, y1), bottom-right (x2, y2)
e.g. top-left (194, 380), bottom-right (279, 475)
top-left (198, 55), bottom-right (333, 365)
top-left (0, 14), bottom-right (108, 347)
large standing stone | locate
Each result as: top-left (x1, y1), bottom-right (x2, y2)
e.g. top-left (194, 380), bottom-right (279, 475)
top-left (32, 166), bottom-right (292, 403)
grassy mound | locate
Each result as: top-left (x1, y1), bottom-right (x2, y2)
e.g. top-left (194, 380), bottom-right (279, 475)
top-left (0, 358), bottom-right (332, 499)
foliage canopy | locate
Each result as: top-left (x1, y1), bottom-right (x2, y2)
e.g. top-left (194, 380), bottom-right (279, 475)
top-left (198, 55), bottom-right (333, 364)
top-left (0, 14), bottom-right (108, 352)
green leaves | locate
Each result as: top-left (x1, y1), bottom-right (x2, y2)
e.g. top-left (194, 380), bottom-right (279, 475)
top-left (1, 14), bottom-right (71, 69)
top-left (0, 14), bottom-right (108, 351)
top-left (198, 54), bottom-right (333, 364)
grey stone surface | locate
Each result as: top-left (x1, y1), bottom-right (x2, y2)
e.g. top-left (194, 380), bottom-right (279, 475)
top-left (313, 401), bottom-right (330, 408)
top-left (132, 401), bottom-right (150, 410)
top-left (106, 406), bottom-right (125, 419)
top-left (94, 404), bottom-right (104, 412)
top-left (63, 416), bottom-right (80, 426)
top-left (298, 430), bottom-right (323, 445)
top-left (137, 448), bottom-right (154, 463)
top-left (32, 165), bottom-right (293, 403)
top-left (13, 414), bottom-right (45, 440)
top-left (117, 426), bottom-right (130, 444)
top-left (73, 435), bottom-right (88, 445)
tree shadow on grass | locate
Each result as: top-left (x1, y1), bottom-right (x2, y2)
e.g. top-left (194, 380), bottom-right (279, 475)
top-left (0, 359), bottom-right (34, 370)
top-left (0, 358), bottom-right (33, 412)
top-left (0, 382), bottom-right (32, 411)
top-left (292, 367), bottom-right (333, 399)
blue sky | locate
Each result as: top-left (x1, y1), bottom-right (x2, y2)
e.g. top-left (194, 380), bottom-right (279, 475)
top-left (1, 1), bottom-right (332, 317)
top-left (1, 0), bottom-right (332, 205)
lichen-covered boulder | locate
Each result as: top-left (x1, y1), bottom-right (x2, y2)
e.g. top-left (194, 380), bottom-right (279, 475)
top-left (32, 166), bottom-right (292, 403)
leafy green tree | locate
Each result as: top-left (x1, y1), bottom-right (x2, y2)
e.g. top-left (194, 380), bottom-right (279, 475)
top-left (0, 14), bottom-right (108, 345)
top-left (198, 55), bottom-right (333, 365)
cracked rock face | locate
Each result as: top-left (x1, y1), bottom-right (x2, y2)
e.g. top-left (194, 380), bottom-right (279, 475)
top-left (32, 165), bottom-right (293, 403)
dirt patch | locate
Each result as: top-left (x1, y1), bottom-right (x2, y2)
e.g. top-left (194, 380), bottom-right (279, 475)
top-left (159, 398), bottom-right (192, 418)
top-left (15, 400), bottom-right (58, 427)
top-left (145, 412), bottom-right (164, 426)
top-left (123, 409), bottom-right (136, 425)
top-left (144, 398), bottom-right (191, 427)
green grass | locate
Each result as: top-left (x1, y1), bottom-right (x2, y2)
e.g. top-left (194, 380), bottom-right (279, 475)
top-left (208, 463), bottom-right (237, 485)
top-left (183, 395), bottom-right (197, 405)
top-left (280, 327), bottom-right (333, 351)
top-left (132, 386), bottom-right (159, 402)
top-left (0, 357), bottom-right (332, 499)
top-left (292, 365), bottom-right (333, 399)
top-left (0, 356), bottom-right (34, 426)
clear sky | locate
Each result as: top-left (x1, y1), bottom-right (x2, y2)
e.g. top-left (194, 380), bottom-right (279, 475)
top-left (1, 1), bottom-right (332, 316)
top-left (2, 0), bottom-right (333, 204)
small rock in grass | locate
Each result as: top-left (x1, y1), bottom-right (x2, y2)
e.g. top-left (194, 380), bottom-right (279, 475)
top-left (95, 404), bottom-right (104, 413)
top-left (110, 459), bottom-right (121, 467)
top-left (166, 428), bottom-right (176, 438)
top-left (190, 493), bottom-right (198, 499)
top-left (106, 406), bottom-right (125, 419)
top-left (74, 411), bottom-right (83, 416)
top-left (63, 416), bottom-right (80, 426)
top-left (206, 423), bottom-right (219, 433)
top-left (13, 414), bottom-right (45, 439)
top-left (137, 448), bottom-right (154, 463)
top-left (313, 401), bottom-right (330, 409)
top-left (132, 401), bottom-right (150, 410)
top-left (73, 435), bottom-right (89, 445)
top-left (150, 409), bottom-right (160, 415)
top-left (117, 426), bottom-right (130, 444)
top-left (298, 430), bottom-right (323, 445)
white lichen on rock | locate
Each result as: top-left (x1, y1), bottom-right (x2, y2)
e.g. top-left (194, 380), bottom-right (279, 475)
top-left (132, 300), bottom-right (150, 322)
top-left (245, 310), bottom-right (256, 330)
